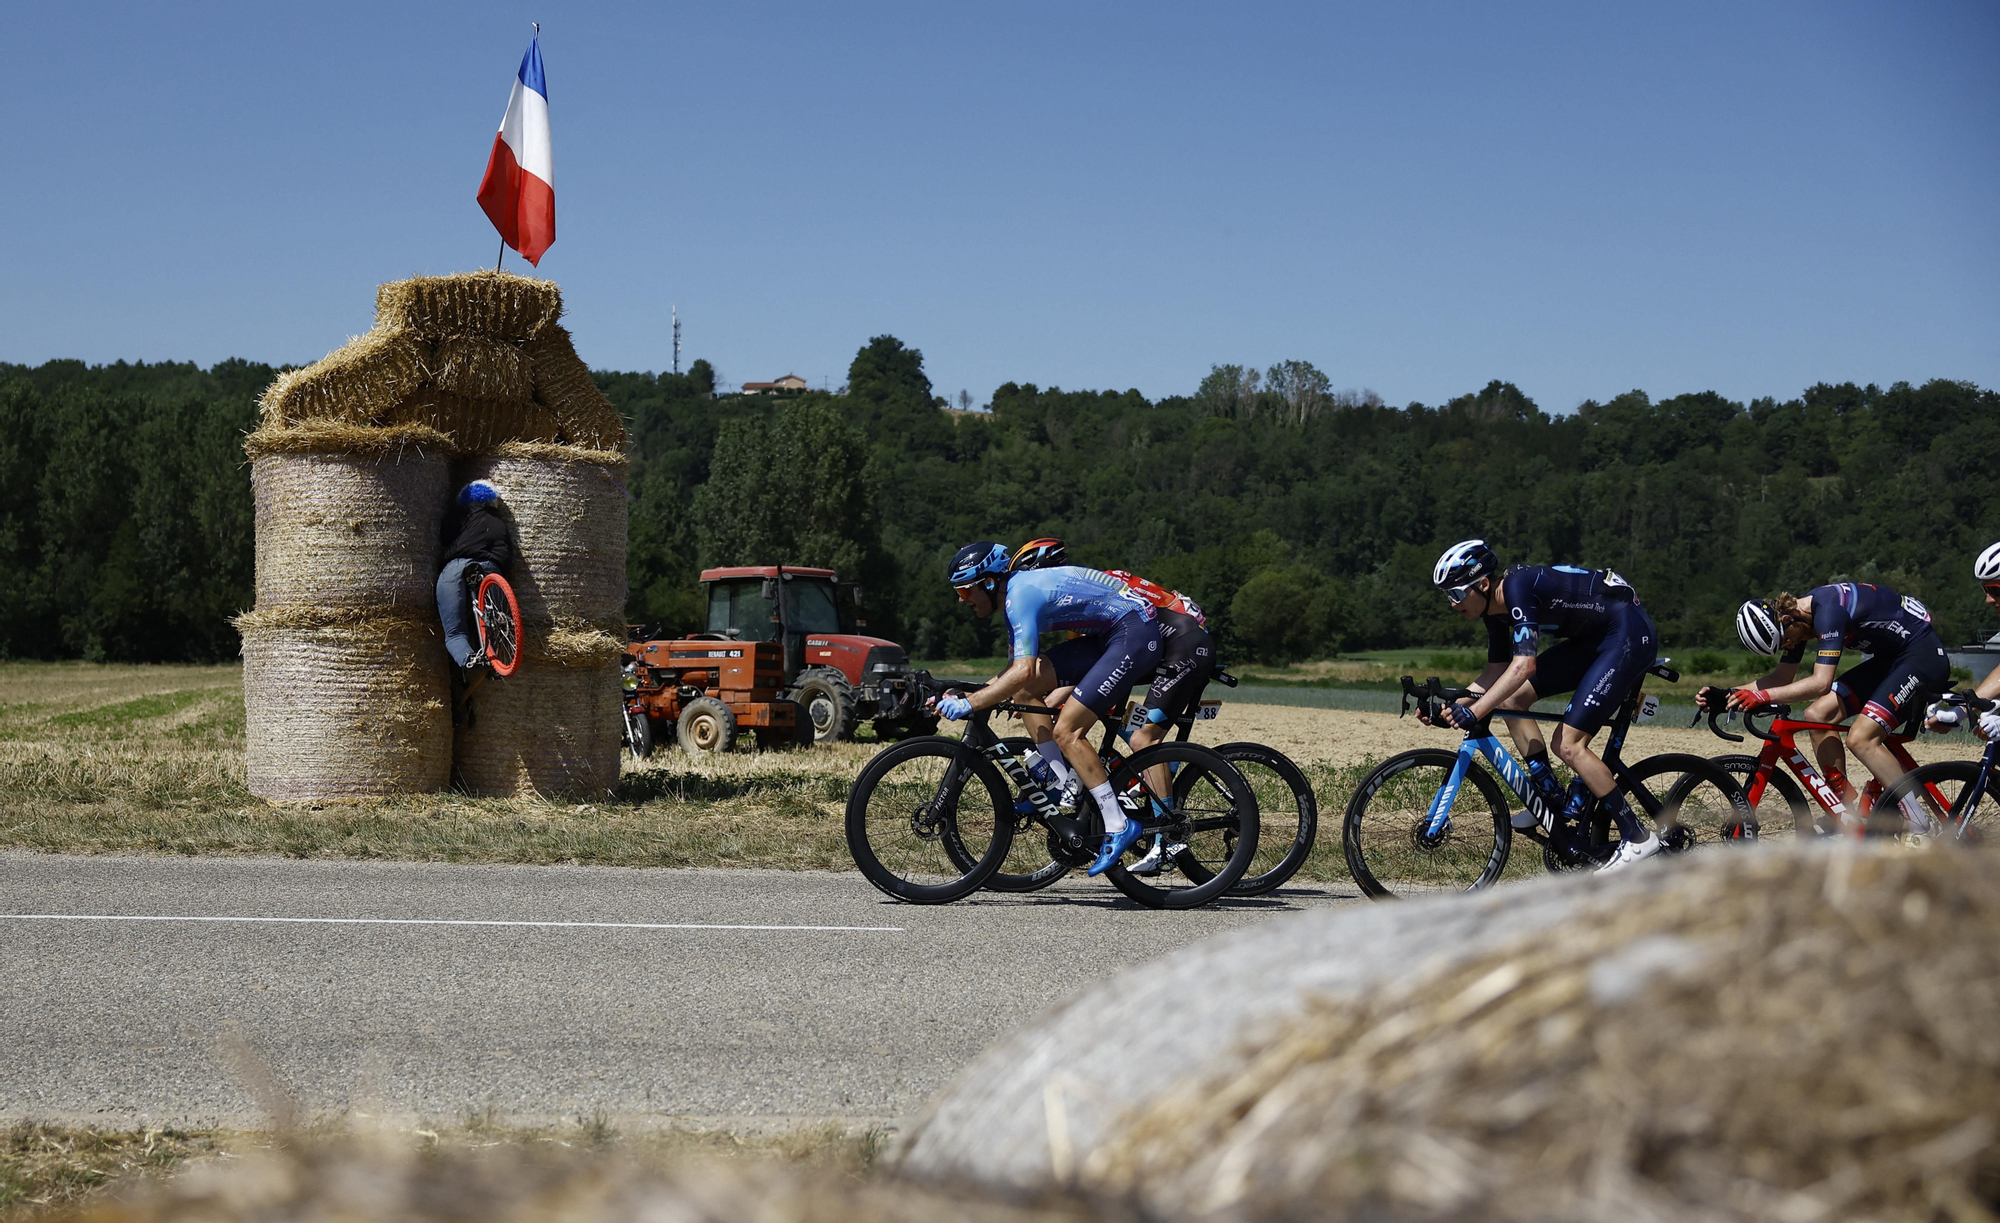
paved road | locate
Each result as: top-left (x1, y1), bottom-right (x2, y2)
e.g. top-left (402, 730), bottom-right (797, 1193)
top-left (0, 854), bottom-right (1364, 1130)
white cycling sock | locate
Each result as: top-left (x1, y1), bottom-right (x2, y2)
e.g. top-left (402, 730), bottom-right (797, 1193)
top-left (1091, 781), bottom-right (1127, 834)
top-left (1899, 791), bottom-right (1934, 833)
top-left (1035, 740), bottom-right (1074, 784)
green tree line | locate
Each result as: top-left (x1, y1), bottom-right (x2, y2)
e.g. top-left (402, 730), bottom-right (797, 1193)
top-left (3, 348), bottom-right (1996, 666)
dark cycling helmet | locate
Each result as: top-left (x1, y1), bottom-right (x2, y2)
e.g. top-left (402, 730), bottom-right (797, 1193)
top-left (1010, 537), bottom-right (1068, 572)
top-left (1977, 541), bottom-right (2000, 583)
top-left (1737, 598), bottom-right (1784, 656)
top-left (949, 541), bottom-right (1011, 587)
top-left (1432, 539), bottom-right (1498, 590)
top-left (458, 480), bottom-right (501, 506)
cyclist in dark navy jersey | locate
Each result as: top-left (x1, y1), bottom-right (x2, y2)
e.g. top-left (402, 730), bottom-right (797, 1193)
top-left (1427, 540), bottom-right (1662, 873)
top-left (935, 541), bottom-right (1160, 875)
top-left (1709, 582), bottom-right (1950, 832)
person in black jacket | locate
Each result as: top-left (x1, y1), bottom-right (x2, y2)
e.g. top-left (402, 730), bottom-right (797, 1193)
top-left (436, 480), bottom-right (514, 672)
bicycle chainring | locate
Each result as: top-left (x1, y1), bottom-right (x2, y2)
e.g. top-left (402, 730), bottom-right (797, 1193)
top-left (1048, 829), bottom-right (1097, 868)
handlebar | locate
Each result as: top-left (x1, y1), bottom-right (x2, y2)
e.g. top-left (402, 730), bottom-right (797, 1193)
top-left (1400, 675), bottom-right (1477, 723)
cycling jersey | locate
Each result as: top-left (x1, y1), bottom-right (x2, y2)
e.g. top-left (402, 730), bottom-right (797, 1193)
top-left (1002, 565), bottom-right (1154, 660)
top-left (1778, 583), bottom-right (1935, 668)
top-left (1482, 565), bottom-right (1639, 662)
top-left (1102, 569), bottom-right (1206, 626)
top-left (1140, 608), bottom-right (1214, 721)
top-left (1045, 614), bottom-right (1163, 716)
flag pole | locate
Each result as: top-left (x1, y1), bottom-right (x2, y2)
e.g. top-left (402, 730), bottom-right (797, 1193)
top-left (496, 238), bottom-right (506, 271)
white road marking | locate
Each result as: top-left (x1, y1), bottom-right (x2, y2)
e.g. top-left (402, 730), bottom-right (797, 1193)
top-left (3, 914), bottom-right (902, 932)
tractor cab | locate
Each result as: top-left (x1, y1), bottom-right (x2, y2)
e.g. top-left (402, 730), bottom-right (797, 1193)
top-left (698, 566), bottom-right (931, 741)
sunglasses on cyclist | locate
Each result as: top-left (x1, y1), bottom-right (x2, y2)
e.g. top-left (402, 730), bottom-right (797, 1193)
top-left (1985, 584), bottom-right (2000, 599)
top-left (1444, 582), bottom-right (1484, 606)
top-left (954, 583), bottom-right (979, 603)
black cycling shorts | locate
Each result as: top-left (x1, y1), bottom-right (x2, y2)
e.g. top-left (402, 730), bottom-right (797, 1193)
top-left (1044, 612), bottom-right (1163, 716)
top-left (1831, 630), bottom-right (1950, 731)
top-left (1526, 600), bottom-right (1657, 734)
top-left (1136, 609), bottom-right (1214, 724)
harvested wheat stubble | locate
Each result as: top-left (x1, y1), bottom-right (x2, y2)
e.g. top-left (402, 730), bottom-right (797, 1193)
top-left (242, 420), bottom-right (453, 459)
top-left (236, 607), bottom-right (451, 801)
top-left (455, 453), bottom-right (627, 625)
top-left (257, 328), bottom-right (430, 425)
top-left (387, 389), bottom-right (562, 453)
top-left (903, 844), bottom-right (2000, 1223)
top-left (428, 334), bottom-right (533, 401)
top-left (53, 1133), bottom-right (1122, 1223)
top-left (251, 452), bottom-right (447, 609)
top-left (526, 324), bottom-right (629, 451)
top-left (375, 270), bottom-right (564, 342)
top-left (454, 656), bottom-right (622, 797)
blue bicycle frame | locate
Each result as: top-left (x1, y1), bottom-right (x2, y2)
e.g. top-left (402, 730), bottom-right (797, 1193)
top-left (1424, 731), bottom-right (1555, 839)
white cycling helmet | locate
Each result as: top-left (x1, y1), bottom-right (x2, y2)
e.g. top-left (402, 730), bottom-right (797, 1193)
top-left (1737, 598), bottom-right (1784, 656)
top-left (1433, 539), bottom-right (1499, 589)
top-left (1977, 541), bottom-right (2000, 583)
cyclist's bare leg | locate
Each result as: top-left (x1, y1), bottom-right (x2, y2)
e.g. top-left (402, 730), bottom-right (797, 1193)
top-left (1803, 691), bottom-right (1850, 790)
top-left (1845, 716), bottom-right (1908, 789)
top-left (1551, 723), bottom-right (1615, 797)
top-left (1014, 661), bottom-right (1059, 743)
top-left (1126, 720), bottom-right (1178, 801)
top-left (1053, 699), bottom-right (1111, 790)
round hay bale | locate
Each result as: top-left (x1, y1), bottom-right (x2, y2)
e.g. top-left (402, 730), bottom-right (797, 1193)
top-left (455, 453), bottom-right (627, 625)
top-left (237, 607), bottom-right (451, 801)
top-left (375, 271), bottom-right (563, 342)
top-left (896, 844), bottom-right (2000, 1223)
top-left (252, 452), bottom-right (449, 608)
top-left (452, 655), bottom-right (622, 797)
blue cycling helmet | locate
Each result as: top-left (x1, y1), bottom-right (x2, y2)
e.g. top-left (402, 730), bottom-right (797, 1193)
top-left (458, 480), bottom-right (501, 506)
top-left (949, 541), bottom-right (1011, 587)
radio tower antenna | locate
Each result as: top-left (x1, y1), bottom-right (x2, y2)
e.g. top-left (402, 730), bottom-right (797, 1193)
top-left (671, 306), bottom-right (682, 376)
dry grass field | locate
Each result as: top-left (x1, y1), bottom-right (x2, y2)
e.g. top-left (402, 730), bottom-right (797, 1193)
top-left (0, 662), bottom-right (1974, 880)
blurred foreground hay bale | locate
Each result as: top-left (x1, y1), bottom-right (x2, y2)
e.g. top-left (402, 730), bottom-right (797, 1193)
top-left (899, 843), bottom-right (2000, 1222)
top-left (54, 1134), bottom-right (1122, 1223)
top-left (236, 607), bottom-right (451, 800)
top-left (252, 452), bottom-right (449, 608)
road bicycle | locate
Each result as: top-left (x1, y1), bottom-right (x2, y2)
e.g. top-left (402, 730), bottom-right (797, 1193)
top-left (1875, 691), bottom-right (1999, 843)
top-left (452, 567), bottom-right (523, 727)
top-left (844, 673), bottom-right (1261, 908)
top-left (1342, 664), bottom-right (1750, 899)
top-left (975, 666), bottom-right (1319, 898)
top-left (1699, 695), bottom-right (1954, 840)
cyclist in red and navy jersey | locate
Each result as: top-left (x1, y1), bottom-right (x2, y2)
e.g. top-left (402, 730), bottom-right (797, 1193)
top-left (1427, 540), bottom-right (1662, 873)
top-left (1713, 582), bottom-right (1951, 831)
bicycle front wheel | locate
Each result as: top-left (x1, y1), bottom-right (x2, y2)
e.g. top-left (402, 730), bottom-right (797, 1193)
top-left (846, 738), bottom-right (1013, 904)
top-left (1342, 749), bottom-right (1511, 899)
top-left (1708, 753), bottom-right (1820, 839)
top-left (1106, 742), bottom-right (1259, 909)
top-left (475, 574), bottom-right (522, 677)
top-left (1878, 760), bottom-right (1997, 844)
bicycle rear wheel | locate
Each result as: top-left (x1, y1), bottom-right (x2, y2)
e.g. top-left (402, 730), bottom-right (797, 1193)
top-left (1106, 742), bottom-right (1258, 909)
top-left (1342, 749), bottom-right (1511, 899)
top-left (475, 574), bottom-right (522, 677)
top-left (1878, 760), bottom-right (1997, 844)
top-left (1173, 742), bottom-right (1317, 896)
top-left (1635, 753), bottom-right (1753, 850)
top-left (845, 738), bottom-right (1013, 904)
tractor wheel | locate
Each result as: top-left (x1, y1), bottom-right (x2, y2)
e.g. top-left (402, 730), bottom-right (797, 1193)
top-left (792, 667), bottom-right (857, 743)
top-left (676, 696), bottom-right (738, 755)
top-left (755, 701), bottom-right (807, 751)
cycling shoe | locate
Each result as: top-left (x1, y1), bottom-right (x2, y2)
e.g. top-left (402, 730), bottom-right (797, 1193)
top-left (1127, 835), bottom-right (1166, 875)
top-left (1088, 819), bottom-right (1147, 877)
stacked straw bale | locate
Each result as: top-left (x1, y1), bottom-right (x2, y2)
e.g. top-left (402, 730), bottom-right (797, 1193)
top-left (898, 842), bottom-right (2000, 1223)
top-left (241, 272), bottom-right (628, 802)
top-left (451, 446), bottom-right (628, 797)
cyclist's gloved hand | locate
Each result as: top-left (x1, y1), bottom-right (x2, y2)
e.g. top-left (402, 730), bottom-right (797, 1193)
top-left (1442, 702), bottom-right (1480, 731)
top-left (1728, 687), bottom-right (1770, 711)
top-left (1926, 700), bottom-right (1962, 730)
top-left (1980, 709), bottom-right (2000, 741)
top-left (936, 693), bottom-right (974, 721)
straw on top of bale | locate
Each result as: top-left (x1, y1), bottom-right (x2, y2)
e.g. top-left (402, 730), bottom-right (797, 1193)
top-left (526, 324), bottom-right (629, 451)
top-left (375, 270), bottom-right (564, 342)
top-left (388, 390), bottom-right (562, 454)
top-left (242, 420), bottom-right (452, 459)
top-left (427, 335), bottom-right (534, 402)
top-left (258, 329), bottom-right (429, 426)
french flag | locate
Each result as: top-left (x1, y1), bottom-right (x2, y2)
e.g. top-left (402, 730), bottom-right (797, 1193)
top-left (476, 36), bottom-right (555, 265)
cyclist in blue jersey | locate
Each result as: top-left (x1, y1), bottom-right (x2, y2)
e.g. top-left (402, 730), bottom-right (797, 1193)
top-left (1707, 582), bottom-right (1950, 832)
top-left (1426, 540), bottom-right (1662, 873)
top-left (935, 541), bottom-right (1161, 875)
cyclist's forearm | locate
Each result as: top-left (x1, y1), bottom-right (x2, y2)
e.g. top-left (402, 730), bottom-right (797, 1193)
top-left (1977, 669), bottom-right (2000, 702)
top-left (1762, 662), bottom-right (1834, 705)
top-left (1471, 657), bottom-right (1536, 717)
top-left (968, 657), bottom-right (1039, 711)
top-left (1754, 661), bottom-right (1798, 690)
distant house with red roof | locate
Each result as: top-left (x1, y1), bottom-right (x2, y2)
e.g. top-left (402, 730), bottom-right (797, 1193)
top-left (741, 373), bottom-right (809, 395)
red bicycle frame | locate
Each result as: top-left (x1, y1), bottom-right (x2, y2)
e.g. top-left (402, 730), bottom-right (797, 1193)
top-left (1738, 705), bottom-right (1944, 836)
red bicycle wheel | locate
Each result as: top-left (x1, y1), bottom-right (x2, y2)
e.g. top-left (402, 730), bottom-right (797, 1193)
top-left (476, 573), bottom-right (524, 677)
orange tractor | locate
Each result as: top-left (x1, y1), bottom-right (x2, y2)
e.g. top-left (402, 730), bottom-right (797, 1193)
top-left (622, 565), bottom-right (934, 755)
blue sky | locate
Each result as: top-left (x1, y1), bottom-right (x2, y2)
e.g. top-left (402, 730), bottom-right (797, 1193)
top-left (8, 1), bottom-right (1996, 411)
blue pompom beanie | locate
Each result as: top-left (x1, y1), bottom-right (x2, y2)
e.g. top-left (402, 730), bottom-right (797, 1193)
top-left (458, 480), bottom-right (501, 506)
